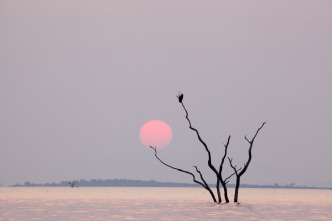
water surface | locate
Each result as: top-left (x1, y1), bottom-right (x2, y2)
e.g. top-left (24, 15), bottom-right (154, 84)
top-left (1, 187), bottom-right (331, 220)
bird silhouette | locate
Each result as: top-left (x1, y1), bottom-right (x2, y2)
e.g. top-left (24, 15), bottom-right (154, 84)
top-left (177, 92), bottom-right (184, 103)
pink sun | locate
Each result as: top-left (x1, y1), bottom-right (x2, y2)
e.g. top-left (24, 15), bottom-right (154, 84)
top-left (139, 120), bottom-right (172, 149)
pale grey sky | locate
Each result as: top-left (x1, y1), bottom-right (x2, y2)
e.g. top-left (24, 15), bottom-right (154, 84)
top-left (1, 0), bottom-right (331, 187)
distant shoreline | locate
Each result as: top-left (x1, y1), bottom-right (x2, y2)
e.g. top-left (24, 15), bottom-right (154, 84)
top-left (10, 179), bottom-right (331, 190)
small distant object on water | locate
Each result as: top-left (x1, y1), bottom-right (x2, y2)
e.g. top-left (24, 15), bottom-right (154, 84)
top-left (68, 180), bottom-right (78, 188)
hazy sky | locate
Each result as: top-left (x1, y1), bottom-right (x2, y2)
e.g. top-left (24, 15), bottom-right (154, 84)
top-left (1, 0), bottom-right (331, 187)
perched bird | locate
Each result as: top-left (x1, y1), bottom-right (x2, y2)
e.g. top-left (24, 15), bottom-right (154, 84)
top-left (177, 92), bottom-right (184, 103)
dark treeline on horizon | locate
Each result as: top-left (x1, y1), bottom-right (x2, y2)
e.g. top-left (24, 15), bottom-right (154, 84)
top-left (11, 179), bottom-right (330, 189)
top-left (12, 179), bottom-right (198, 188)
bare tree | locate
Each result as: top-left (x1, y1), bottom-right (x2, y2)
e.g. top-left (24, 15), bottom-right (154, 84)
top-left (149, 93), bottom-right (265, 203)
top-left (228, 122), bottom-right (266, 202)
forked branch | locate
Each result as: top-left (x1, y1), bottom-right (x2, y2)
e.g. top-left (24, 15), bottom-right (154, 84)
top-left (240, 122), bottom-right (266, 176)
top-left (216, 135), bottom-right (231, 203)
top-left (228, 122), bottom-right (266, 202)
top-left (224, 170), bottom-right (240, 184)
top-left (150, 146), bottom-right (217, 202)
top-left (193, 166), bottom-right (210, 191)
top-left (228, 158), bottom-right (241, 176)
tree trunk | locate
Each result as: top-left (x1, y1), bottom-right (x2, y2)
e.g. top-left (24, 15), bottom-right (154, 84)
top-left (221, 181), bottom-right (230, 203)
top-left (207, 188), bottom-right (217, 202)
top-left (216, 181), bottom-right (222, 203)
top-left (234, 176), bottom-right (240, 202)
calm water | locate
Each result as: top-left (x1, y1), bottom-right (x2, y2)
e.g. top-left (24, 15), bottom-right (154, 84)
top-left (0, 187), bottom-right (331, 220)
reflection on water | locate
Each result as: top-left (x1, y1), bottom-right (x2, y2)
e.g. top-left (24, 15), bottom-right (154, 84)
top-left (1, 187), bottom-right (331, 220)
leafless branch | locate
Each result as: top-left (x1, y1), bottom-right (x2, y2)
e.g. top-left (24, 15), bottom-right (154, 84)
top-left (220, 135), bottom-right (231, 175)
top-left (150, 146), bottom-right (205, 186)
top-left (252, 122), bottom-right (266, 142)
top-left (216, 135), bottom-right (232, 203)
top-left (244, 136), bottom-right (250, 143)
top-left (193, 166), bottom-right (209, 189)
top-left (239, 122), bottom-right (266, 176)
top-left (224, 170), bottom-right (238, 184)
top-left (228, 157), bottom-right (238, 175)
top-left (181, 102), bottom-right (220, 177)
top-left (228, 122), bottom-right (266, 202)
top-left (150, 146), bottom-right (217, 202)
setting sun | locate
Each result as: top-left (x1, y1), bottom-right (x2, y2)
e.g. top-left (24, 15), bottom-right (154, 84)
top-left (139, 120), bottom-right (172, 149)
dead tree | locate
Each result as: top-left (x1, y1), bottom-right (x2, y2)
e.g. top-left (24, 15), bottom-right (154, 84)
top-left (149, 93), bottom-right (265, 203)
top-left (228, 122), bottom-right (266, 202)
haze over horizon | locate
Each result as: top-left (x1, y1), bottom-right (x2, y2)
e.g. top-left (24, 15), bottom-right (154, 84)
top-left (1, 0), bottom-right (331, 187)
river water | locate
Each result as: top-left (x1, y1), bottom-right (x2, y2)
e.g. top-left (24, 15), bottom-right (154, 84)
top-left (1, 187), bottom-right (331, 220)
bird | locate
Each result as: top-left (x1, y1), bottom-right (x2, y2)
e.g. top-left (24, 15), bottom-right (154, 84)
top-left (177, 92), bottom-right (183, 103)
